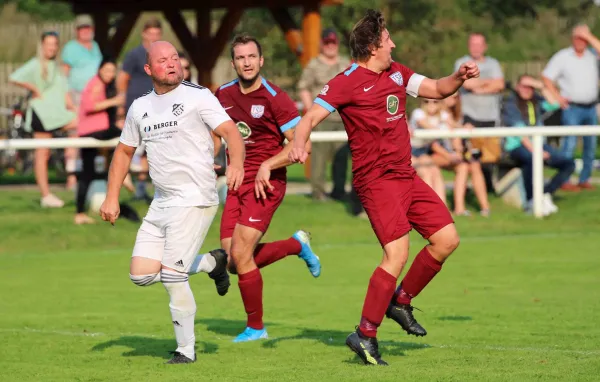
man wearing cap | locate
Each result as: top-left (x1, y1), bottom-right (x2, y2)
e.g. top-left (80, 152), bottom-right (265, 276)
top-left (61, 14), bottom-right (103, 189)
top-left (297, 28), bottom-right (351, 202)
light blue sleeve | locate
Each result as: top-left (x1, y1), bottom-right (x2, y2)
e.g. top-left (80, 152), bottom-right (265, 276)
top-left (61, 41), bottom-right (76, 66)
top-left (9, 58), bottom-right (38, 84)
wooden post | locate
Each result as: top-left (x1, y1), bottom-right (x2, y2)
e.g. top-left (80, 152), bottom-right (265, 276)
top-left (110, 12), bottom-right (140, 58)
top-left (300, 3), bottom-right (321, 67)
top-left (270, 8), bottom-right (302, 57)
top-left (301, 2), bottom-right (321, 179)
top-left (92, 11), bottom-right (110, 54)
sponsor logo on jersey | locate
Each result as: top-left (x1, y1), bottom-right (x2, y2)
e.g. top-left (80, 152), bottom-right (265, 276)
top-left (390, 71), bottom-right (404, 86)
top-left (387, 95), bottom-right (399, 115)
top-left (236, 121), bottom-right (252, 139)
top-left (172, 103), bottom-right (184, 116)
top-left (320, 85), bottom-right (329, 95)
top-left (251, 105), bottom-right (265, 118)
top-left (142, 120), bottom-right (178, 133)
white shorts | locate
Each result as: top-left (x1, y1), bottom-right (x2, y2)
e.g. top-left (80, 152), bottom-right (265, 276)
top-left (132, 204), bottom-right (218, 272)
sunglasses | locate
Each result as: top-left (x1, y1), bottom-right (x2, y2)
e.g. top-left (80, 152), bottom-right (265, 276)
top-left (41, 31), bottom-right (59, 39)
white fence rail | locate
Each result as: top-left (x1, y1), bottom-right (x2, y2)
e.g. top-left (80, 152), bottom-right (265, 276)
top-left (1, 125), bottom-right (599, 218)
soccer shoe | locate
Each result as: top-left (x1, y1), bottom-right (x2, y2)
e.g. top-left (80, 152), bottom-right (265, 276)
top-left (385, 303), bottom-right (427, 337)
top-left (292, 230), bottom-right (321, 277)
top-left (345, 329), bottom-right (388, 366)
top-left (208, 249), bottom-right (230, 296)
top-left (166, 351), bottom-right (196, 364)
top-left (232, 327), bottom-right (268, 343)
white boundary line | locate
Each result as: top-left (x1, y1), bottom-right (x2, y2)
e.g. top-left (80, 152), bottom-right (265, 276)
top-left (1, 327), bottom-right (598, 356)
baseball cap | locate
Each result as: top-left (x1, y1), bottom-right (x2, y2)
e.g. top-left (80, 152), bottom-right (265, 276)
top-left (75, 15), bottom-right (94, 29)
top-left (321, 28), bottom-right (338, 44)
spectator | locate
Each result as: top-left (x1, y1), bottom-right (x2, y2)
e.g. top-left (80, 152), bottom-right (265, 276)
top-left (116, 18), bottom-right (162, 203)
top-left (61, 14), bottom-right (102, 191)
top-left (9, 31), bottom-right (77, 208)
top-left (502, 75), bottom-right (576, 215)
top-left (409, 99), bottom-right (447, 205)
top-left (542, 24), bottom-right (599, 191)
top-left (75, 57), bottom-right (137, 224)
top-left (297, 28), bottom-right (351, 202)
top-left (421, 98), bottom-right (490, 216)
top-left (178, 51), bottom-right (193, 82)
top-left (454, 33), bottom-right (505, 193)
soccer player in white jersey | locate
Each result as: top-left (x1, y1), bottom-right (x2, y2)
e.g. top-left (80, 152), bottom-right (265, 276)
top-left (99, 41), bottom-right (245, 364)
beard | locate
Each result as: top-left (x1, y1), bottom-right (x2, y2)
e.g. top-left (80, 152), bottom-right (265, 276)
top-left (153, 71), bottom-right (183, 87)
top-left (237, 70), bottom-right (260, 88)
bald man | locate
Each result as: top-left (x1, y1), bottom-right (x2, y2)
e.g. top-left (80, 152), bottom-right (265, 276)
top-left (100, 41), bottom-right (246, 364)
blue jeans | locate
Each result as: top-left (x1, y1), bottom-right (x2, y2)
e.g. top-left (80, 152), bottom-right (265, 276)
top-left (560, 105), bottom-right (598, 183)
top-left (509, 144), bottom-right (575, 201)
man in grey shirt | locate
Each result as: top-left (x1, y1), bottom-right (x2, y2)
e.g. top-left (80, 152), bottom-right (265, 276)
top-left (542, 24), bottom-right (599, 190)
top-left (454, 33), bottom-right (505, 192)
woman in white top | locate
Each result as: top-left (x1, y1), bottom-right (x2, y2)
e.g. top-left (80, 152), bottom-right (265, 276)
top-left (409, 99), bottom-right (448, 206)
top-left (412, 97), bottom-right (490, 216)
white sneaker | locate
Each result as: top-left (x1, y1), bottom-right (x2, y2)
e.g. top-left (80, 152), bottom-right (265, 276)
top-left (525, 199), bottom-right (553, 217)
top-left (543, 193), bottom-right (558, 214)
top-left (41, 194), bottom-right (65, 208)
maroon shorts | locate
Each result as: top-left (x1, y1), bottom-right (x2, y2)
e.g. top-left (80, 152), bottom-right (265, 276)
top-left (357, 174), bottom-right (453, 247)
top-left (220, 179), bottom-right (286, 240)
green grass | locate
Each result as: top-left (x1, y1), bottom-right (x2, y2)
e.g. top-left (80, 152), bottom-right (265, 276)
top-left (1, 188), bottom-right (600, 381)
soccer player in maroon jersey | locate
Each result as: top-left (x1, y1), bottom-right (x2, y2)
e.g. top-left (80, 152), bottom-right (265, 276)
top-left (290, 10), bottom-right (480, 365)
top-left (214, 34), bottom-right (321, 343)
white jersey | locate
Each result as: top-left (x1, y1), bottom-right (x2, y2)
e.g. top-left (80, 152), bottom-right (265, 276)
top-left (120, 80), bottom-right (231, 208)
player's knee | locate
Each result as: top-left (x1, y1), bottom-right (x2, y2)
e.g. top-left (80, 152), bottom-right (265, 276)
top-left (130, 273), bottom-right (160, 287)
top-left (441, 232), bottom-right (460, 256)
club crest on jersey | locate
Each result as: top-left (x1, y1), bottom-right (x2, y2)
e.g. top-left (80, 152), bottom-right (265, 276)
top-left (320, 85), bottom-right (329, 95)
top-left (387, 95), bottom-right (399, 115)
top-left (251, 105), bottom-right (265, 118)
top-left (236, 121), bottom-right (252, 139)
top-left (390, 71), bottom-right (404, 86)
top-left (172, 103), bottom-right (184, 116)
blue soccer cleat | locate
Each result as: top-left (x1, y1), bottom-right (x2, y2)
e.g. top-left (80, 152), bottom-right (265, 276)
top-left (233, 327), bottom-right (269, 343)
top-left (292, 230), bottom-right (321, 278)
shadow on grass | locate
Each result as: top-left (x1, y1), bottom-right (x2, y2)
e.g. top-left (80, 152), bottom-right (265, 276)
top-left (198, 318), bottom-right (429, 364)
top-left (91, 336), bottom-right (218, 359)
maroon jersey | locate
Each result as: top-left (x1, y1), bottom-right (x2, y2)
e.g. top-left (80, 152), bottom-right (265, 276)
top-left (315, 62), bottom-right (424, 188)
top-left (215, 77), bottom-right (301, 184)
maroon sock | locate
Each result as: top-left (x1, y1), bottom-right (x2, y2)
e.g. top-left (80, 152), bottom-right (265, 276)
top-left (359, 267), bottom-right (398, 338)
top-left (238, 268), bottom-right (264, 330)
top-left (253, 238), bottom-right (302, 268)
top-left (396, 247), bottom-right (443, 305)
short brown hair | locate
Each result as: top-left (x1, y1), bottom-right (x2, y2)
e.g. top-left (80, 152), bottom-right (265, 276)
top-left (143, 18), bottom-right (162, 31)
top-left (349, 9), bottom-right (386, 62)
top-left (230, 34), bottom-right (262, 59)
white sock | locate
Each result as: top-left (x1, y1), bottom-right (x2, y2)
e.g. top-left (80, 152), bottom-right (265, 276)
top-left (161, 269), bottom-right (196, 360)
top-left (188, 253), bottom-right (216, 274)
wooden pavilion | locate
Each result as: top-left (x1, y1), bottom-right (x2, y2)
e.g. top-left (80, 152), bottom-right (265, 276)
top-left (47, 0), bottom-right (343, 88)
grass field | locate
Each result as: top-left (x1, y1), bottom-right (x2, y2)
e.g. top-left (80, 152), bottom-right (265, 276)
top-left (1, 187), bottom-right (600, 381)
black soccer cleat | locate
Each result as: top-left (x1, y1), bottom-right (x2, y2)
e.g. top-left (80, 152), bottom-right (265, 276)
top-left (345, 328), bottom-right (388, 366)
top-left (208, 249), bottom-right (230, 296)
top-left (165, 351), bottom-right (196, 364)
top-left (386, 302), bottom-right (427, 337)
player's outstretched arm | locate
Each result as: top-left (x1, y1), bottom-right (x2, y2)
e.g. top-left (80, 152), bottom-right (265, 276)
top-left (100, 142), bottom-right (136, 225)
top-left (214, 120), bottom-right (245, 191)
top-left (289, 103), bottom-right (331, 164)
top-left (254, 129), bottom-right (312, 198)
top-left (417, 62), bottom-right (481, 99)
